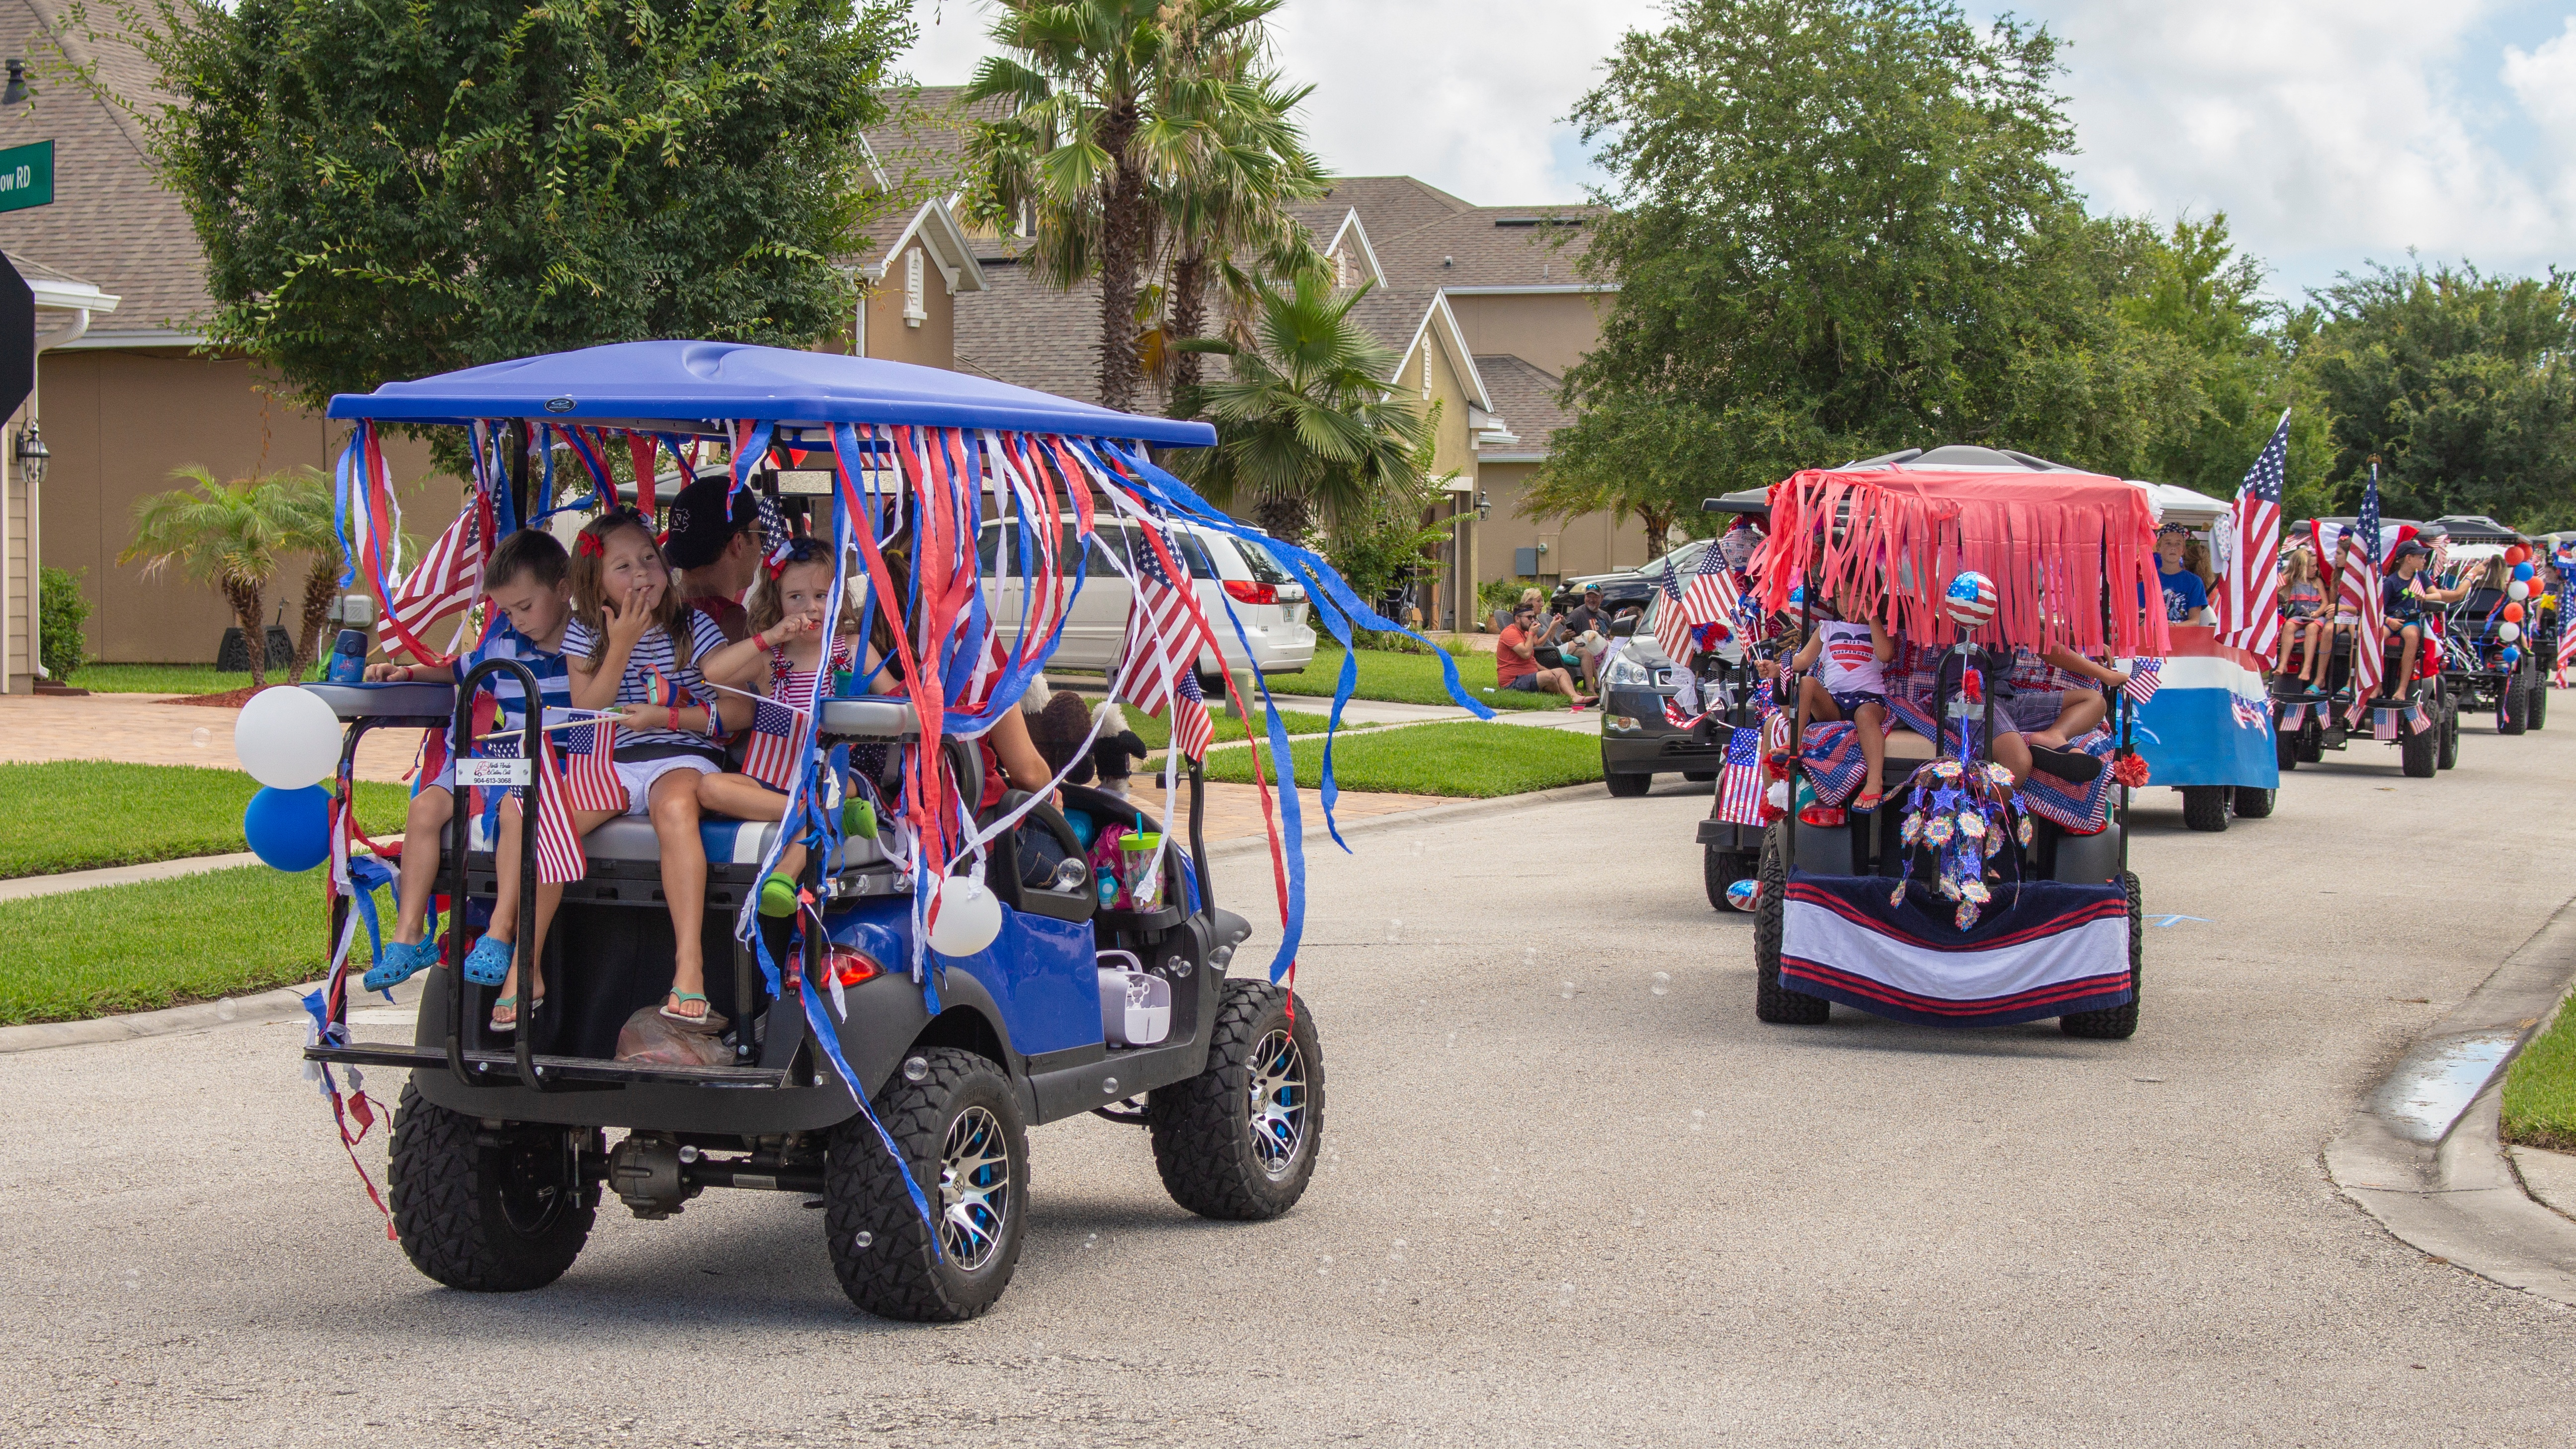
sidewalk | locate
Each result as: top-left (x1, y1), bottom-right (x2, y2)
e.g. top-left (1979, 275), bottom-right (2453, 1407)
top-left (0, 692), bottom-right (419, 783)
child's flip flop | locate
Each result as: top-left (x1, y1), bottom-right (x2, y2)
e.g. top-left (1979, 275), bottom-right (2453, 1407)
top-left (2028, 745), bottom-right (2105, 784)
top-left (660, 991), bottom-right (729, 1036)
top-left (488, 990), bottom-right (545, 1033)
top-left (1853, 791), bottom-right (1885, 812)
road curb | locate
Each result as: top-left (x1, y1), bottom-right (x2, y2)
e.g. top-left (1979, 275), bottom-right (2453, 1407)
top-left (0, 851), bottom-right (263, 903)
top-left (0, 982), bottom-right (320, 1055)
top-left (0, 785), bottom-right (1614, 1055)
top-left (2324, 891), bottom-right (2576, 1306)
top-left (1203, 780), bottom-right (1608, 860)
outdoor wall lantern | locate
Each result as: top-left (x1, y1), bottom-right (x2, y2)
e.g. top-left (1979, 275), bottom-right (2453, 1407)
top-left (15, 421), bottom-right (48, 486)
top-left (1475, 490), bottom-right (1492, 521)
top-left (2, 60), bottom-right (28, 107)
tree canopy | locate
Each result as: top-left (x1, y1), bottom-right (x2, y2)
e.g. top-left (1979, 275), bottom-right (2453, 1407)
top-left (130, 0), bottom-right (910, 419)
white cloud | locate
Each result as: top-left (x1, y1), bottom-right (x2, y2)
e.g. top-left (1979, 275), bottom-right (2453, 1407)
top-left (897, 0), bottom-right (2576, 298)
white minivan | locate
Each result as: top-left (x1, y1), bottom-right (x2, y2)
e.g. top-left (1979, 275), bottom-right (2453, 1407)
top-left (977, 518), bottom-right (1317, 682)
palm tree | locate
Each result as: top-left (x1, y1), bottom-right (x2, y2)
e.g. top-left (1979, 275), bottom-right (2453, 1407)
top-left (120, 468), bottom-right (303, 687)
top-left (1167, 273), bottom-right (1433, 542)
top-left (962, 0), bottom-right (1310, 413)
top-left (270, 467), bottom-right (348, 683)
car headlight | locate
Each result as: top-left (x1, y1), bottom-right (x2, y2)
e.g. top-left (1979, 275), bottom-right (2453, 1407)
top-left (1603, 654), bottom-right (1650, 687)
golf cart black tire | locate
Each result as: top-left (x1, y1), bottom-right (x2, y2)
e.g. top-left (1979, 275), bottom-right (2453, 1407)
top-left (2499, 675), bottom-right (2529, 735)
top-left (2181, 786), bottom-right (2230, 832)
top-left (1148, 980), bottom-right (1324, 1221)
top-left (1753, 825), bottom-right (1829, 1025)
top-left (2295, 732), bottom-right (2323, 763)
top-left (2060, 872), bottom-right (2143, 1041)
top-left (2439, 704), bottom-right (2460, 769)
top-left (2232, 786), bottom-right (2275, 818)
top-left (824, 1046), bottom-right (1029, 1322)
top-left (1605, 769), bottom-right (1651, 798)
top-left (2531, 677), bottom-right (2549, 729)
top-left (2400, 716), bottom-right (2437, 777)
top-left (387, 1082), bottom-right (596, 1293)
top-left (2275, 725), bottom-right (2297, 771)
top-left (1682, 770), bottom-right (1717, 783)
top-left (1704, 847), bottom-right (1756, 912)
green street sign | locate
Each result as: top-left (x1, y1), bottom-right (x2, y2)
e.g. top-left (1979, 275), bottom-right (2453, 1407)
top-left (0, 140), bottom-right (53, 214)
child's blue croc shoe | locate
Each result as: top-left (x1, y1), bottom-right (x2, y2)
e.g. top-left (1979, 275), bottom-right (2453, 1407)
top-left (361, 935), bottom-right (440, 993)
top-left (462, 936), bottom-right (515, 987)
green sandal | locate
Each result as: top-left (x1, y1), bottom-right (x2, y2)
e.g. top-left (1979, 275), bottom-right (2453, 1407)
top-left (659, 990), bottom-right (728, 1036)
top-left (758, 873), bottom-right (800, 919)
top-left (488, 990), bottom-right (544, 1033)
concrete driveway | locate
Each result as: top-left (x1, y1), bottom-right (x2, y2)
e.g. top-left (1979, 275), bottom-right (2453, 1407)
top-left (7, 714), bottom-right (2574, 1446)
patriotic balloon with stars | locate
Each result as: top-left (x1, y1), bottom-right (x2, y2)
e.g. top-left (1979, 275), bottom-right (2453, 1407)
top-left (1944, 570), bottom-right (1998, 630)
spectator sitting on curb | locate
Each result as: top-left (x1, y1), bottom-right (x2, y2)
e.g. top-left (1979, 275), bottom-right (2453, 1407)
top-left (1497, 604), bottom-right (1596, 707)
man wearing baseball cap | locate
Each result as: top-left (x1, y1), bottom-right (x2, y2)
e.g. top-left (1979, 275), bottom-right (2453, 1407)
top-left (662, 475), bottom-right (760, 643)
top-left (2383, 534), bottom-right (2469, 694)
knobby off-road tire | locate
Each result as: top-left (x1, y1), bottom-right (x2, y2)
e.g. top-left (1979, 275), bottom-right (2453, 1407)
top-left (2529, 676), bottom-right (2549, 729)
top-left (2232, 787), bottom-right (2275, 818)
top-left (2059, 872), bottom-right (2143, 1041)
top-left (1605, 768), bottom-right (1652, 798)
top-left (1148, 980), bottom-right (1324, 1220)
top-left (824, 1047), bottom-right (1029, 1322)
top-left (2400, 715), bottom-right (2437, 777)
top-left (2296, 732), bottom-right (2324, 764)
top-left (387, 1082), bottom-right (596, 1292)
top-left (2438, 703), bottom-right (2461, 769)
top-left (2499, 675), bottom-right (2530, 736)
top-left (1753, 824), bottom-right (1830, 1025)
top-left (2275, 724), bottom-right (2299, 771)
top-left (2181, 786), bottom-right (2231, 832)
top-left (1704, 846), bottom-right (1757, 912)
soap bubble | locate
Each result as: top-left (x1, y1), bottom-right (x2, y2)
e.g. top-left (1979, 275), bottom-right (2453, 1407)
top-left (852, 1231), bottom-right (873, 1249)
top-left (190, 727), bottom-right (212, 748)
top-left (1651, 971), bottom-right (1671, 997)
top-left (1559, 981), bottom-right (1575, 999)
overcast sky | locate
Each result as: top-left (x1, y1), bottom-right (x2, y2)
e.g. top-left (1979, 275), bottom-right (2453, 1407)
top-left (897, 0), bottom-right (2576, 304)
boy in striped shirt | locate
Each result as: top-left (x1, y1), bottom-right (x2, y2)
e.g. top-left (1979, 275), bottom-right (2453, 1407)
top-left (358, 529), bottom-right (575, 995)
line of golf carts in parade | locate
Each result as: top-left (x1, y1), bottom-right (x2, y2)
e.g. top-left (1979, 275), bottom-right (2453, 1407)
top-left (1589, 445), bottom-right (2563, 1043)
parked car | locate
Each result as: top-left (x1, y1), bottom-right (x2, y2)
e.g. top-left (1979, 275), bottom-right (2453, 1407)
top-left (1598, 597), bottom-right (1742, 796)
top-left (1548, 538), bottom-right (1712, 616)
top-left (980, 519), bottom-right (1317, 682)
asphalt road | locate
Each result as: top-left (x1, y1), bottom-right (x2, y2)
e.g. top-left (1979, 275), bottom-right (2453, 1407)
top-left (9, 714), bottom-right (2576, 1447)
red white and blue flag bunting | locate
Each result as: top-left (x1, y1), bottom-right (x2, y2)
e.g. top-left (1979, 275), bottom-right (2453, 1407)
top-left (1780, 872), bottom-right (2134, 1027)
top-left (2119, 629), bottom-right (2276, 789)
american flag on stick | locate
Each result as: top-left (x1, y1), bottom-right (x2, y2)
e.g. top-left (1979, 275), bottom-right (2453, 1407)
top-left (2342, 466), bottom-right (2388, 721)
top-left (385, 500), bottom-right (485, 654)
top-left (2121, 657), bottom-right (2162, 704)
top-left (1114, 523), bottom-right (1215, 759)
top-left (1656, 544), bottom-right (1730, 665)
top-left (2215, 410), bottom-right (2289, 656)
top-left (741, 698), bottom-right (809, 791)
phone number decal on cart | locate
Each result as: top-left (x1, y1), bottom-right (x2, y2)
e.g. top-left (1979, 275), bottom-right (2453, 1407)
top-left (456, 758), bottom-right (533, 787)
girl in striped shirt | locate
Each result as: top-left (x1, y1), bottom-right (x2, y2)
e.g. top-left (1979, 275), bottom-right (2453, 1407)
top-left (698, 540), bottom-right (859, 919)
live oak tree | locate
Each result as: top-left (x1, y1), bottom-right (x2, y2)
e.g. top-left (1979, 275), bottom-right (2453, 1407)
top-left (125, 0), bottom-right (910, 421)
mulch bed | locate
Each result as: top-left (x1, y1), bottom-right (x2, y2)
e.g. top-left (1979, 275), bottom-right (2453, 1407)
top-left (170, 686), bottom-right (273, 709)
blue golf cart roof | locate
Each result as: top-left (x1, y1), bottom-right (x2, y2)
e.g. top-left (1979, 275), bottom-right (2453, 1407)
top-left (325, 340), bottom-right (1218, 447)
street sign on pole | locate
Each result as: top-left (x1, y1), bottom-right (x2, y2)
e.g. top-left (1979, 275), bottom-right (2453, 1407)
top-left (0, 140), bottom-right (53, 214)
top-left (0, 251), bottom-right (30, 420)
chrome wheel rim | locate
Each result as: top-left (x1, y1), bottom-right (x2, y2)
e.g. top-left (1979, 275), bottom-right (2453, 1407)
top-left (1246, 1028), bottom-right (1309, 1180)
top-left (937, 1106), bottom-right (1011, 1270)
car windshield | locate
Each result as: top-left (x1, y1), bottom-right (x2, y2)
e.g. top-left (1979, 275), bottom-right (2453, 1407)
top-left (1641, 540), bottom-right (1708, 576)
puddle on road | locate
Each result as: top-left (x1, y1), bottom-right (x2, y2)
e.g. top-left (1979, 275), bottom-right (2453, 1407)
top-left (2368, 1029), bottom-right (2524, 1143)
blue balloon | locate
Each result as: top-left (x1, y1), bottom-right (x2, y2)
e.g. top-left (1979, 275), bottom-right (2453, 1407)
top-left (2502, 645), bottom-right (2523, 665)
top-left (244, 785), bottom-right (332, 873)
top-left (2514, 563), bottom-right (2537, 582)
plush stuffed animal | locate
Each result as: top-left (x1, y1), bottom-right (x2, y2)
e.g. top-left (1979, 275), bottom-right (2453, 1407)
top-left (1086, 700), bottom-right (1151, 798)
top-left (1020, 677), bottom-right (1152, 795)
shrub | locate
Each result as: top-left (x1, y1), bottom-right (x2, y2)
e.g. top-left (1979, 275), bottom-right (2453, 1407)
top-left (38, 567), bottom-right (92, 680)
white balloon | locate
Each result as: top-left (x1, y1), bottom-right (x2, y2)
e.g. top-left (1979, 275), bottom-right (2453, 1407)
top-left (2500, 622), bottom-right (2523, 644)
top-left (235, 686), bottom-right (344, 789)
top-left (2508, 581), bottom-right (2530, 601)
top-left (927, 877), bottom-right (1003, 957)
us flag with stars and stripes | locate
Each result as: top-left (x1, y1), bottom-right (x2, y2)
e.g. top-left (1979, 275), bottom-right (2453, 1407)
top-left (2342, 465), bottom-right (2388, 718)
top-left (741, 698), bottom-right (809, 791)
top-left (1657, 544), bottom-right (1731, 665)
top-left (386, 501), bottom-right (485, 649)
top-left (1115, 523), bottom-right (1214, 757)
top-left (2215, 409), bottom-right (2289, 655)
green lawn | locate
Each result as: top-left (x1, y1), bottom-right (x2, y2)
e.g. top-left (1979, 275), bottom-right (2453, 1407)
top-left (0, 762), bottom-right (412, 879)
top-left (1203, 720), bottom-right (1602, 798)
top-left (63, 660), bottom-right (326, 695)
top-left (2503, 1001), bottom-right (2576, 1152)
top-left (0, 865), bottom-right (334, 1023)
top-left (1127, 706), bottom-right (1338, 753)
top-left (1258, 647), bottom-right (1570, 713)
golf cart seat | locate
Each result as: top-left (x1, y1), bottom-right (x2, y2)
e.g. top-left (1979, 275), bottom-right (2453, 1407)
top-left (463, 809), bottom-right (893, 873)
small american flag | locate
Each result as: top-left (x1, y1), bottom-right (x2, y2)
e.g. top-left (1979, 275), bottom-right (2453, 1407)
top-left (1655, 546), bottom-right (1728, 665)
top-left (741, 697), bottom-right (808, 791)
top-left (559, 715), bottom-right (625, 813)
top-left (1171, 669), bottom-right (1215, 762)
top-left (1715, 726), bottom-right (1767, 825)
top-left (1114, 523), bottom-right (1208, 724)
top-left (386, 500), bottom-right (485, 650)
top-left (2215, 410), bottom-right (2288, 655)
top-left (2122, 657), bottom-right (2163, 704)
top-left (755, 489), bottom-right (796, 574)
top-left (530, 736), bottom-right (587, 884)
top-left (2230, 695), bottom-right (2268, 731)
top-left (2343, 466), bottom-right (2387, 719)
top-left (1678, 544), bottom-right (1734, 641)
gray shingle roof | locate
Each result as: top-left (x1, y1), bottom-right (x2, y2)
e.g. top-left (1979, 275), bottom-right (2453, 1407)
top-left (0, 0), bottom-right (208, 339)
top-left (1473, 353), bottom-right (1573, 455)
